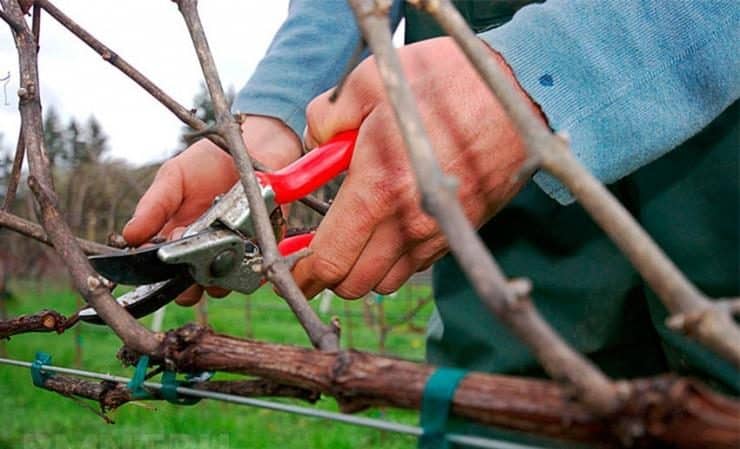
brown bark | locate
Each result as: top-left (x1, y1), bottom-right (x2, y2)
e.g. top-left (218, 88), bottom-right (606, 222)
top-left (0, 309), bottom-right (76, 338)
top-left (0, 209), bottom-right (117, 255)
top-left (41, 373), bottom-right (320, 414)
top-left (1, 0), bottom-right (159, 354)
top-left (121, 324), bottom-right (740, 449)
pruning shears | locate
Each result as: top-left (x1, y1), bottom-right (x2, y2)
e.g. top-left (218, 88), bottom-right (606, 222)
top-left (79, 131), bottom-right (358, 324)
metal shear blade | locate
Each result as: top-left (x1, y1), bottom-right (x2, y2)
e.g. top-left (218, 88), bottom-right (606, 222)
top-left (81, 130), bottom-right (358, 325)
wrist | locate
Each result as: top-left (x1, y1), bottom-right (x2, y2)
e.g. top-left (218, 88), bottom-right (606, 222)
top-left (239, 114), bottom-right (302, 170)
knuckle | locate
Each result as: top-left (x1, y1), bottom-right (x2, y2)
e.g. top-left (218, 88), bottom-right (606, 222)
top-left (411, 238), bottom-right (447, 266)
top-left (311, 256), bottom-right (348, 286)
top-left (367, 175), bottom-right (409, 210)
top-left (403, 215), bottom-right (438, 242)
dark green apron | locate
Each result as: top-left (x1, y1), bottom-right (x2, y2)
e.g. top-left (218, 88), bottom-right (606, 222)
top-left (405, 1), bottom-right (739, 447)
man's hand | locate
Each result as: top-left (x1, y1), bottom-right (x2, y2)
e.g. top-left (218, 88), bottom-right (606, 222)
top-left (295, 37), bottom-right (534, 299)
top-left (122, 115), bottom-right (301, 305)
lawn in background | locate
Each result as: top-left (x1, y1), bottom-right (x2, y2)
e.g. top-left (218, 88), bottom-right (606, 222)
top-left (0, 281), bottom-right (433, 449)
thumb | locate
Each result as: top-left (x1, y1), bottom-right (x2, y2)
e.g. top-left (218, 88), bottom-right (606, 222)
top-left (304, 57), bottom-right (383, 147)
top-left (122, 164), bottom-right (184, 246)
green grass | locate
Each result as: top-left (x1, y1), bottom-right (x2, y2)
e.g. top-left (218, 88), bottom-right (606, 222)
top-left (0, 282), bottom-right (433, 449)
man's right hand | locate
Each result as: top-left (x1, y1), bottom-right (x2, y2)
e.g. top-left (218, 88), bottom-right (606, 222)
top-left (122, 115), bottom-right (302, 305)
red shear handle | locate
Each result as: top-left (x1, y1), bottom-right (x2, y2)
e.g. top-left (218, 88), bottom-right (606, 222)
top-left (277, 232), bottom-right (314, 256)
top-left (259, 233), bottom-right (314, 286)
top-left (257, 130), bottom-right (358, 204)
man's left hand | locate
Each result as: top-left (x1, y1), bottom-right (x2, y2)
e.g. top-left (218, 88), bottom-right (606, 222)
top-left (295, 37), bottom-right (535, 299)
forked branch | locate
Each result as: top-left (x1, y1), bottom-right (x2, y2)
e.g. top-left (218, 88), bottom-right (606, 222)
top-left (1, 0), bottom-right (158, 354)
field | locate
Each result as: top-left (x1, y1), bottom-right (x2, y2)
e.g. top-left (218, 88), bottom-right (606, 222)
top-left (0, 281), bottom-right (433, 449)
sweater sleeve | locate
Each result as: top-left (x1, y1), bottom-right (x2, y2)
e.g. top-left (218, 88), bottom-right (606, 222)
top-left (479, 0), bottom-right (740, 204)
top-left (232, 0), bottom-right (404, 137)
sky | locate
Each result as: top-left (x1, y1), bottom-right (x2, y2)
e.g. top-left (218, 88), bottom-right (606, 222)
top-left (0, 1), bottom-right (291, 165)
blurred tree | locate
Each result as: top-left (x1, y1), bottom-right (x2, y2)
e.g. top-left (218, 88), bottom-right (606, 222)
top-left (65, 118), bottom-right (85, 166)
top-left (43, 106), bottom-right (68, 168)
top-left (83, 115), bottom-right (108, 163)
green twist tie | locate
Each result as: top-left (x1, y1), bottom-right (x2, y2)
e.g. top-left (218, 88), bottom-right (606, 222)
top-left (160, 370), bottom-right (201, 405)
top-left (127, 355), bottom-right (152, 399)
top-left (31, 351), bottom-right (53, 388)
top-left (418, 367), bottom-right (468, 449)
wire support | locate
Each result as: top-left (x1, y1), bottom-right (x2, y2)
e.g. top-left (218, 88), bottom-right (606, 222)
top-left (0, 357), bottom-right (544, 449)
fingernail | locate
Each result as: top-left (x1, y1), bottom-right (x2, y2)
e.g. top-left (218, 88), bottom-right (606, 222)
top-left (125, 216), bottom-right (136, 228)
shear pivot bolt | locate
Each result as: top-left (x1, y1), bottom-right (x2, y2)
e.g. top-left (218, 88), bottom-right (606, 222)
top-left (210, 249), bottom-right (238, 277)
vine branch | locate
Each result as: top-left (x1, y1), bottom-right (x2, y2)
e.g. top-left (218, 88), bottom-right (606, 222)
top-left (412, 0), bottom-right (740, 368)
top-left (0, 209), bottom-right (122, 255)
top-left (0, 309), bottom-right (78, 339)
top-left (174, 0), bottom-right (339, 351)
top-left (1, 129), bottom-right (25, 211)
top-left (346, 0), bottom-right (618, 414)
top-left (121, 324), bottom-right (740, 449)
top-left (40, 374), bottom-right (319, 415)
top-left (2, 0), bottom-right (158, 354)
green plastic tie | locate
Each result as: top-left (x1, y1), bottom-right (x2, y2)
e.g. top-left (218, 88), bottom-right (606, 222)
top-left (31, 351), bottom-right (53, 388)
top-left (127, 355), bottom-right (151, 399)
top-left (160, 370), bottom-right (201, 405)
top-left (418, 367), bottom-right (468, 449)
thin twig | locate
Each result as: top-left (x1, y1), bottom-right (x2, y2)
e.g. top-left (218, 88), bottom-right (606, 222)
top-left (2, 128), bottom-right (25, 211)
top-left (0, 309), bottom-right (77, 339)
top-left (34, 0), bottom-right (330, 216)
top-left (31, 2), bottom-right (40, 52)
top-left (414, 0), bottom-right (740, 368)
top-left (174, 0), bottom-right (339, 351)
top-left (329, 37), bottom-right (366, 103)
top-left (0, 209), bottom-right (121, 255)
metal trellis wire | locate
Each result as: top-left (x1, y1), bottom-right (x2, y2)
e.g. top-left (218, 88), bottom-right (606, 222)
top-left (0, 356), bottom-right (545, 449)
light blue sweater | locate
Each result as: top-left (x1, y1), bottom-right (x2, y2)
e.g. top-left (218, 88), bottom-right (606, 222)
top-left (233, 0), bottom-right (739, 204)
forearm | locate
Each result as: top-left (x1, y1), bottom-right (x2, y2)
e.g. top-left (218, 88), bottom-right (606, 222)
top-left (232, 0), bottom-right (404, 138)
top-left (479, 0), bottom-right (740, 204)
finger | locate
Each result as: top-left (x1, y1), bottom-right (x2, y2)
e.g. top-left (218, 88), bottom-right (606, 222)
top-left (374, 257), bottom-right (414, 295)
top-left (332, 220), bottom-right (405, 299)
top-left (123, 162), bottom-right (184, 246)
top-left (175, 284), bottom-right (203, 307)
top-left (304, 58), bottom-right (383, 147)
top-left (375, 239), bottom-right (447, 294)
top-left (292, 172), bottom-right (389, 298)
top-left (167, 226), bottom-right (187, 242)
